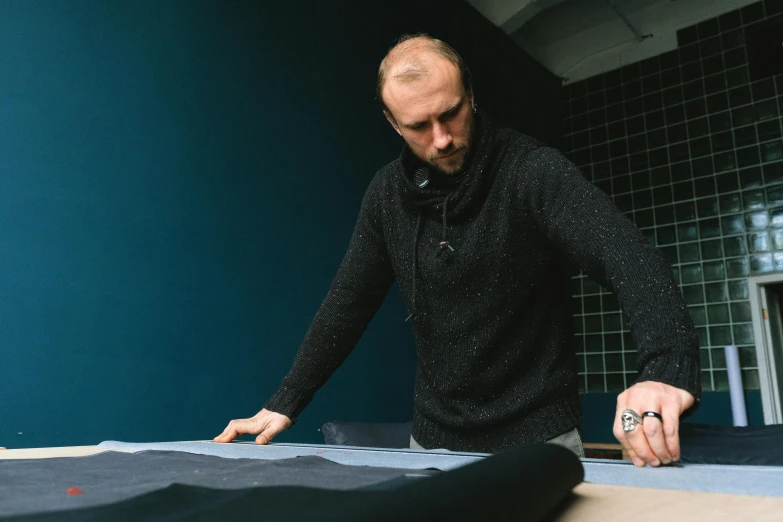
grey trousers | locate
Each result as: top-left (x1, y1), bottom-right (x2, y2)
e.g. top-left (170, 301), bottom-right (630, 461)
top-left (410, 427), bottom-right (584, 458)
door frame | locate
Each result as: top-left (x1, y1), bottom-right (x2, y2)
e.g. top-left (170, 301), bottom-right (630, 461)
top-left (748, 274), bottom-right (783, 424)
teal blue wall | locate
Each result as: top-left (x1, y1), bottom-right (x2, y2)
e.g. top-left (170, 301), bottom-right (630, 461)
top-left (0, 1), bottom-right (560, 448)
top-left (0, 1), bottom-right (399, 448)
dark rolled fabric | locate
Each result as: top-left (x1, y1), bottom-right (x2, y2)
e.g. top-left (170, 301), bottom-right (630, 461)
top-left (4, 443), bottom-right (583, 522)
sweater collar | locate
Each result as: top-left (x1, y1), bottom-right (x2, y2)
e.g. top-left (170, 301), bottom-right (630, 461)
top-left (398, 111), bottom-right (500, 220)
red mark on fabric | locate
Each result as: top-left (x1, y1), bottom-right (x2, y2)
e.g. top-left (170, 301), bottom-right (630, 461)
top-left (316, 451), bottom-right (324, 455)
top-left (67, 487), bottom-right (84, 496)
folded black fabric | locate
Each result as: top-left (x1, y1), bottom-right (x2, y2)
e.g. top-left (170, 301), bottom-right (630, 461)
top-left (679, 422), bottom-right (783, 465)
top-left (4, 443), bottom-right (583, 521)
top-left (0, 451), bottom-right (413, 518)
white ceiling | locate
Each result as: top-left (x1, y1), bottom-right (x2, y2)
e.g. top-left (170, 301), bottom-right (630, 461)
top-left (463, 0), bottom-right (568, 34)
top-left (465, 0), bottom-right (759, 83)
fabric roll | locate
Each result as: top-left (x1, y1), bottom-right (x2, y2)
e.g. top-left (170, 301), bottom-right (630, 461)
top-left (4, 443), bottom-right (583, 522)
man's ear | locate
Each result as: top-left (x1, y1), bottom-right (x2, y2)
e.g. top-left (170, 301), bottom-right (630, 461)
top-left (384, 110), bottom-right (402, 136)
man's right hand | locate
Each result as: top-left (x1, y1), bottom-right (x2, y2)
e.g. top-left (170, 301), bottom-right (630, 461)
top-left (213, 408), bottom-right (293, 444)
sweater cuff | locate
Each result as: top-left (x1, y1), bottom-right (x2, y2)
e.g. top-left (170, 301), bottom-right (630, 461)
top-left (263, 385), bottom-right (312, 423)
top-left (635, 352), bottom-right (702, 412)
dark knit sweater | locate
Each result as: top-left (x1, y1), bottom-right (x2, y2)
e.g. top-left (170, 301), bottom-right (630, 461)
top-left (265, 113), bottom-right (701, 453)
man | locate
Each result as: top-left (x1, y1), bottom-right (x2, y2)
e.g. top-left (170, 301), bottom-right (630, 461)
top-left (215, 35), bottom-right (700, 467)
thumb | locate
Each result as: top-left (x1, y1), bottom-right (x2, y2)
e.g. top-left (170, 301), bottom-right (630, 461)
top-left (255, 420), bottom-right (287, 445)
top-left (675, 388), bottom-right (696, 414)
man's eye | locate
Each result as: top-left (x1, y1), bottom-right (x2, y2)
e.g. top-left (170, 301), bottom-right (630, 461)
top-left (441, 109), bottom-right (458, 121)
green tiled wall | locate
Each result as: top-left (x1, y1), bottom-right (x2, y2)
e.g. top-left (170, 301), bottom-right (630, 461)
top-left (563, 0), bottom-right (783, 393)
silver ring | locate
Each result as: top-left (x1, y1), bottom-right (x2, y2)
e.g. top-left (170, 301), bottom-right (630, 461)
top-left (621, 409), bottom-right (643, 433)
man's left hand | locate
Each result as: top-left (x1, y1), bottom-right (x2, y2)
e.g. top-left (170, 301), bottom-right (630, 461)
top-left (613, 381), bottom-right (695, 467)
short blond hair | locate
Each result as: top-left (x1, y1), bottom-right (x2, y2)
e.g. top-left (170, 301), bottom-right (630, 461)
top-left (376, 33), bottom-right (472, 112)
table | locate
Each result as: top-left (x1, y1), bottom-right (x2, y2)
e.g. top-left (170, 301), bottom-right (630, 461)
top-left (2, 442), bottom-right (783, 521)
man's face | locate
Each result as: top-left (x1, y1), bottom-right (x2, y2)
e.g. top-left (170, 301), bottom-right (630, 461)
top-left (382, 57), bottom-right (474, 175)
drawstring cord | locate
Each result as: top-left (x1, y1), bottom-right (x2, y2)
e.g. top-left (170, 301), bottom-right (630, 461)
top-left (406, 196), bottom-right (454, 322)
top-left (436, 196), bottom-right (454, 256)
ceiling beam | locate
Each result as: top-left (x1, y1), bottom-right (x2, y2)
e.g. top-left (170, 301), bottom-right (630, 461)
top-left (465, 0), bottom-right (537, 29)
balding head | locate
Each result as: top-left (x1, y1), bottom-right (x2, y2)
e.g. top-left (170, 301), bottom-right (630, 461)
top-left (376, 34), bottom-right (472, 114)
top-left (376, 35), bottom-right (477, 176)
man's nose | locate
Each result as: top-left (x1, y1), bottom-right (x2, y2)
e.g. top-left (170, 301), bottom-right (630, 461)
top-left (432, 123), bottom-right (453, 150)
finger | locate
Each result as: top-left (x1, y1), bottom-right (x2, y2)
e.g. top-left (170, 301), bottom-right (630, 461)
top-left (213, 424), bottom-right (237, 443)
top-left (614, 421), bottom-right (644, 467)
top-left (613, 399), bottom-right (639, 465)
top-left (626, 447), bottom-right (641, 466)
top-left (626, 424), bottom-right (658, 466)
top-left (618, 403), bottom-right (658, 466)
top-left (255, 426), bottom-right (275, 445)
top-left (661, 403), bottom-right (681, 461)
top-left (642, 412), bottom-right (671, 465)
top-left (213, 419), bottom-right (253, 443)
top-left (617, 388), bottom-right (660, 466)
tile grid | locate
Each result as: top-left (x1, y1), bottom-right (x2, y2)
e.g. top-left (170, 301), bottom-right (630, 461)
top-left (564, 0), bottom-right (783, 393)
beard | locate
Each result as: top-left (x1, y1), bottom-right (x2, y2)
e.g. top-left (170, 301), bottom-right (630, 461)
top-left (427, 143), bottom-right (469, 175)
top-left (425, 111), bottom-right (475, 176)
